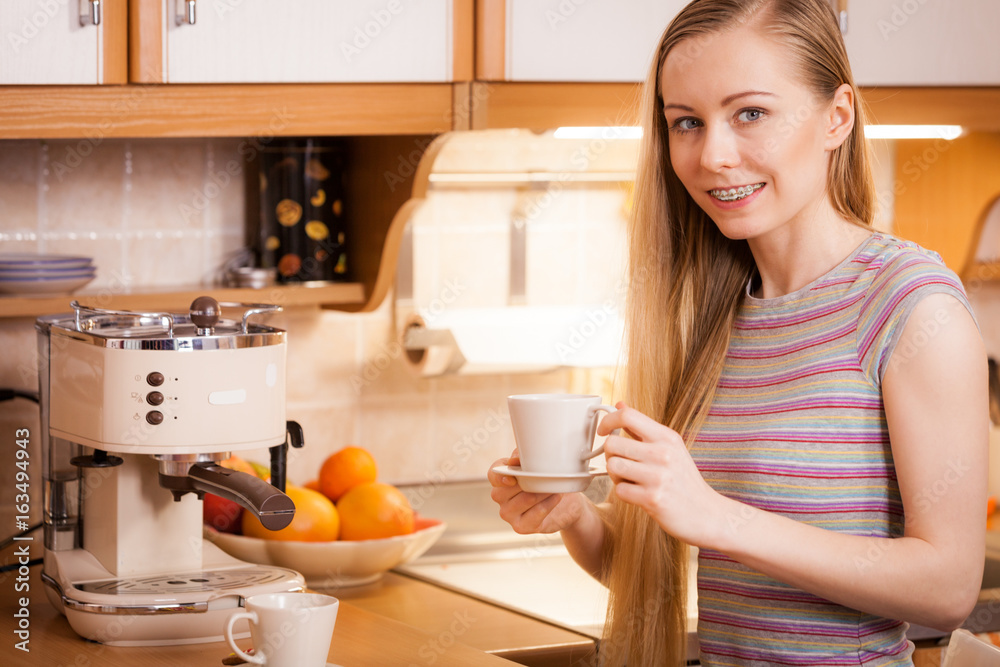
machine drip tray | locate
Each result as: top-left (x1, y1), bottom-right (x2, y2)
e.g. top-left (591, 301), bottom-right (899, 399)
top-left (76, 566), bottom-right (297, 596)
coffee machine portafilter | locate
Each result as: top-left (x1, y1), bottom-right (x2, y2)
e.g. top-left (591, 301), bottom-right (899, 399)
top-left (36, 297), bottom-right (306, 646)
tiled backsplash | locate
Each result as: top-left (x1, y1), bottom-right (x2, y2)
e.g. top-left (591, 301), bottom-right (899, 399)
top-left (0, 136), bottom-right (616, 531)
top-left (0, 138), bottom-right (246, 290)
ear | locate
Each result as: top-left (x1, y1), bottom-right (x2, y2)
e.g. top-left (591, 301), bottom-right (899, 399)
top-left (823, 83), bottom-right (855, 151)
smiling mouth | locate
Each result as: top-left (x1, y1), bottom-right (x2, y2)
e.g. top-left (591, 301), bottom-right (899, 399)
top-left (708, 183), bottom-right (765, 202)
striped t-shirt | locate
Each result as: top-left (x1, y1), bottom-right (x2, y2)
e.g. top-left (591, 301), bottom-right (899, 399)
top-left (690, 233), bottom-right (971, 666)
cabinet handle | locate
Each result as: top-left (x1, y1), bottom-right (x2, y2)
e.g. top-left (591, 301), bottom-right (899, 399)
top-left (79, 0), bottom-right (101, 27)
top-left (176, 0), bottom-right (197, 26)
top-left (837, 0), bottom-right (848, 34)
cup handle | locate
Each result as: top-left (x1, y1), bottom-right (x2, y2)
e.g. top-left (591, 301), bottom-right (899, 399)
top-left (583, 405), bottom-right (619, 461)
top-left (226, 611), bottom-right (265, 665)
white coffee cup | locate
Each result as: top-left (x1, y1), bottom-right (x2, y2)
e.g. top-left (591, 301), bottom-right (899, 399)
top-left (507, 394), bottom-right (618, 474)
top-left (225, 592), bottom-right (339, 667)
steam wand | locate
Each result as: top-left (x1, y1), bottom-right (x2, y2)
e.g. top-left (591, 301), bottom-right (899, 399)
top-left (269, 420), bottom-right (304, 493)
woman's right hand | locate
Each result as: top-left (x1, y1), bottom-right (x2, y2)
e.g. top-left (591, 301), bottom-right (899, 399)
top-left (487, 451), bottom-right (591, 535)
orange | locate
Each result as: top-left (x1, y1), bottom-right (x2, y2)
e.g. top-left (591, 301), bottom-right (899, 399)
top-left (303, 479), bottom-right (321, 492)
top-left (242, 485), bottom-right (340, 542)
top-left (336, 482), bottom-right (414, 541)
top-left (318, 446), bottom-right (377, 502)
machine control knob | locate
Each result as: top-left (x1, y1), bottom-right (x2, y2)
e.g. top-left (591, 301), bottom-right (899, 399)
top-left (147, 371), bottom-right (165, 386)
top-left (146, 411), bottom-right (164, 425)
top-left (146, 391), bottom-right (164, 406)
top-left (190, 296), bottom-right (221, 332)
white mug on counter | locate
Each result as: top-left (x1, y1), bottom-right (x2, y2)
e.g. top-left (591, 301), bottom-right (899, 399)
top-left (507, 394), bottom-right (618, 474)
top-left (225, 592), bottom-right (339, 667)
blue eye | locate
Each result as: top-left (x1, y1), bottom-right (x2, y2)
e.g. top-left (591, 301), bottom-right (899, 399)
top-left (669, 117), bottom-right (702, 133)
top-left (737, 108), bottom-right (765, 123)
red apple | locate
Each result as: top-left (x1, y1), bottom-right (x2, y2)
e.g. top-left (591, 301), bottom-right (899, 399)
top-left (203, 492), bottom-right (243, 534)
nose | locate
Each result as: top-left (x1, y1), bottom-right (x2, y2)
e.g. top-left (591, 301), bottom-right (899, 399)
top-left (699, 124), bottom-right (741, 172)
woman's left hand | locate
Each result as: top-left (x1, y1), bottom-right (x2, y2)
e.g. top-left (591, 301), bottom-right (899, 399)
top-left (596, 402), bottom-right (726, 547)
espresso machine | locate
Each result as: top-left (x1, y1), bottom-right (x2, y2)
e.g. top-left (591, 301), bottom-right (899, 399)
top-left (36, 297), bottom-right (306, 646)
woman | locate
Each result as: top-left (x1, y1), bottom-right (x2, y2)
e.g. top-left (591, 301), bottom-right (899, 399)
top-left (488, 1), bottom-right (987, 665)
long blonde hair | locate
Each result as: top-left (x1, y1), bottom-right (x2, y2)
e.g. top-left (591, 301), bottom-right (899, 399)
top-left (600, 1), bottom-right (876, 665)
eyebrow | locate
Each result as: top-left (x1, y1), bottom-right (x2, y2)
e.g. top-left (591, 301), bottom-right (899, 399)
top-left (662, 90), bottom-right (777, 112)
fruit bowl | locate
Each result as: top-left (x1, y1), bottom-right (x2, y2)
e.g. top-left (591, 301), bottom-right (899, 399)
top-left (204, 517), bottom-right (446, 588)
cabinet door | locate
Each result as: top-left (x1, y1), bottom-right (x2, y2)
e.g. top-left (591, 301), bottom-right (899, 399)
top-left (0, 0), bottom-right (126, 84)
top-left (843, 0), bottom-right (1000, 85)
top-left (479, 0), bottom-right (685, 82)
top-left (140, 0), bottom-right (464, 83)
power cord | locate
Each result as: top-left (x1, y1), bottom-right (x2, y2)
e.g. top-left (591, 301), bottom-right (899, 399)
top-left (0, 522), bottom-right (42, 552)
top-left (0, 388), bottom-right (42, 571)
top-left (0, 523), bottom-right (43, 573)
top-left (0, 388), bottom-right (39, 404)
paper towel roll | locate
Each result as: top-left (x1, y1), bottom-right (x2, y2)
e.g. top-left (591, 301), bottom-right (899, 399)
top-left (400, 306), bottom-right (624, 376)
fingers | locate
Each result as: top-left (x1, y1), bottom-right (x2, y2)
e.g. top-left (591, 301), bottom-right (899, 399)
top-left (487, 464), bottom-right (516, 489)
top-left (501, 489), bottom-right (557, 521)
top-left (605, 445), bottom-right (658, 487)
top-left (601, 431), bottom-right (684, 513)
top-left (486, 450), bottom-right (521, 488)
top-left (512, 494), bottom-right (562, 533)
top-left (595, 403), bottom-right (681, 445)
top-left (610, 478), bottom-right (643, 506)
top-left (492, 486), bottom-right (562, 533)
top-left (601, 433), bottom-right (655, 464)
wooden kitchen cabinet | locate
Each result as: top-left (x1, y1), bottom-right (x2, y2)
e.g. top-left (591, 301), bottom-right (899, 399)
top-left (130, 0), bottom-right (473, 84)
top-left (467, 0), bottom-right (1000, 131)
top-left (0, 0), bottom-right (126, 84)
top-left (0, 0), bottom-right (471, 85)
top-left (477, 0), bottom-right (1000, 87)
top-left (912, 644), bottom-right (945, 666)
top-left (892, 132), bottom-right (1000, 276)
top-left (842, 0), bottom-right (1000, 86)
top-left (476, 0), bottom-right (682, 82)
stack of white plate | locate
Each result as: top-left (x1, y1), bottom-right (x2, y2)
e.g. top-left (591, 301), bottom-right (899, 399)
top-left (0, 254), bottom-right (96, 296)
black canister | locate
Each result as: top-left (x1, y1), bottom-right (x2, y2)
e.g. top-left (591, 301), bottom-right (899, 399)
top-left (254, 139), bottom-right (348, 283)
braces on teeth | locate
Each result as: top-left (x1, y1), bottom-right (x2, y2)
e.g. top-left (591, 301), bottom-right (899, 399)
top-left (711, 183), bottom-right (763, 201)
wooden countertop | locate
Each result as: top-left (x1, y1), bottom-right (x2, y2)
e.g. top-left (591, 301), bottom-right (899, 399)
top-left (0, 566), bottom-right (527, 667)
top-left (0, 549), bottom-right (952, 666)
top-left (328, 572), bottom-right (596, 667)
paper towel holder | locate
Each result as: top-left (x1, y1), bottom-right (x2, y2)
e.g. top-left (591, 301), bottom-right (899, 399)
top-left (400, 313), bottom-right (468, 376)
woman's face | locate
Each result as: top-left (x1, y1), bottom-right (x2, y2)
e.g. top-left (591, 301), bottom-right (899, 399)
top-left (660, 25), bottom-right (849, 241)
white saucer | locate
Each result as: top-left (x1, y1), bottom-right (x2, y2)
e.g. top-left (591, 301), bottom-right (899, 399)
top-left (492, 464), bottom-right (606, 494)
top-left (0, 253), bottom-right (92, 269)
top-left (0, 274), bottom-right (94, 295)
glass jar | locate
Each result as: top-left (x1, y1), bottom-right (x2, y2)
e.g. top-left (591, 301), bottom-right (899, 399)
top-left (253, 139), bottom-right (348, 283)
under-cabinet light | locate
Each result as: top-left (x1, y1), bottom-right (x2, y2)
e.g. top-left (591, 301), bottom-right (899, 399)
top-left (553, 126), bottom-right (643, 139)
top-left (864, 125), bottom-right (964, 140)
